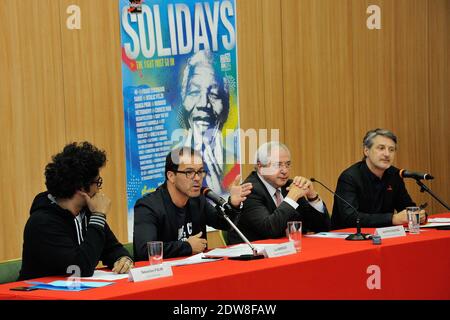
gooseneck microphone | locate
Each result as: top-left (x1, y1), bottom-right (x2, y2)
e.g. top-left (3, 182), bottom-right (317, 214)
top-left (310, 178), bottom-right (371, 241)
top-left (398, 170), bottom-right (449, 211)
top-left (399, 169), bottom-right (434, 181)
top-left (201, 187), bottom-right (265, 260)
top-left (202, 187), bottom-right (233, 211)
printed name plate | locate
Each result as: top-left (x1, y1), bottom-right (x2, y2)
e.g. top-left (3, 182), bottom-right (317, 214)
top-left (129, 264), bottom-right (173, 283)
top-left (374, 226), bottom-right (406, 239)
top-left (263, 242), bottom-right (297, 258)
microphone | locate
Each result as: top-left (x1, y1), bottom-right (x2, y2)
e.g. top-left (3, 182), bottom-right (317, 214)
top-left (310, 178), bottom-right (371, 241)
top-left (201, 187), bottom-right (265, 260)
top-left (201, 187), bottom-right (233, 211)
top-left (399, 169), bottom-right (434, 181)
top-left (401, 170), bottom-right (450, 211)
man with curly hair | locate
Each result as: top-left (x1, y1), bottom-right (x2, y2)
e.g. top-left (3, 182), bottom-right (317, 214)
top-left (19, 142), bottom-right (133, 280)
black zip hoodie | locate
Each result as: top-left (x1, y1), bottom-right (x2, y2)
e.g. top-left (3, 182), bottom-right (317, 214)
top-left (18, 192), bottom-right (131, 280)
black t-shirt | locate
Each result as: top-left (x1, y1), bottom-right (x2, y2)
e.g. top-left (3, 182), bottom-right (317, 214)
top-left (366, 167), bottom-right (390, 214)
top-left (175, 205), bottom-right (193, 241)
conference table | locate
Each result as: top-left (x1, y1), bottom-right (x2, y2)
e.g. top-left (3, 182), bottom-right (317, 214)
top-left (1, 213), bottom-right (449, 300)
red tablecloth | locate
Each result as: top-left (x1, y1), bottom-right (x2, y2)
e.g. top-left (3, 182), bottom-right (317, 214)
top-left (1, 213), bottom-right (449, 300)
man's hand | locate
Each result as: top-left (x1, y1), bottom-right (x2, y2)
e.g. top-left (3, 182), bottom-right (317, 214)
top-left (112, 256), bottom-right (133, 274)
top-left (187, 232), bottom-right (208, 254)
top-left (229, 175), bottom-right (253, 207)
top-left (286, 183), bottom-right (308, 202)
top-left (289, 176), bottom-right (317, 199)
top-left (79, 191), bottom-right (111, 215)
top-left (392, 210), bottom-right (408, 225)
top-left (392, 209), bottom-right (427, 225)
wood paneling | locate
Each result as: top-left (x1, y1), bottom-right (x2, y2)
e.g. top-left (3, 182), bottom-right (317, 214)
top-left (352, 0), bottom-right (431, 209)
top-left (351, 0), bottom-right (397, 146)
top-left (281, 0), bottom-right (355, 209)
top-left (390, 0), bottom-right (430, 209)
top-left (0, 0), bottom-right (448, 260)
top-left (0, 0), bottom-right (66, 260)
top-left (260, 0), bottom-right (285, 138)
top-left (428, 0), bottom-right (450, 213)
top-left (236, 0), bottom-right (271, 177)
top-left (59, 0), bottom-right (128, 242)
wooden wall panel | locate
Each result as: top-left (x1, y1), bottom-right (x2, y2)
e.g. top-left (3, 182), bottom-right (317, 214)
top-left (389, 0), bottom-right (430, 209)
top-left (0, 0), bottom-right (66, 260)
top-left (428, 0), bottom-right (450, 213)
top-left (352, 0), bottom-right (431, 210)
top-left (260, 0), bottom-right (285, 140)
top-left (236, 0), bottom-right (270, 177)
top-left (351, 0), bottom-right (397, 156)
top-left (281, 0), bottom-right (355, 210)
top-left (58, 0), bottom-right (128, 242)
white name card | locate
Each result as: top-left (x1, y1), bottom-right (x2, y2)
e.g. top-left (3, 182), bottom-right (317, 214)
top-left (263, 242), bottom-right (297, 258)
top-left (128, 264), bottom-right (173, 283)
top-left (374, 226), bottom-right (406, 239)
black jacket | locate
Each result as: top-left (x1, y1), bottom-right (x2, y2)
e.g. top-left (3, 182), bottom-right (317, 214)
top-left (18, 192), bottom-right (130, 280)
top-left (227, 171), bottom-right (331, 244)
top-left (331, 161), bottom-right (416, 229)
top-left (133, 184), bottom-right (240, 261)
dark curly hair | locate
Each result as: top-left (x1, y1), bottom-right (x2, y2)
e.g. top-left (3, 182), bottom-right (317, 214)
top-left (45, 142), bottom-right (107, 199)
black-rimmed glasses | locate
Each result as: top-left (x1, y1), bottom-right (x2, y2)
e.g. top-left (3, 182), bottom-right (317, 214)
top-left (174, 169), bottom-right (207, 179)
top-left (92, 176), bottom-right (103, 189)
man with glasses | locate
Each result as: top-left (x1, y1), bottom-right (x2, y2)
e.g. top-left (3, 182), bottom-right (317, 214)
top-left (133, 147), bottom-right (252, 260)
top-left (227, 142), bottom-right (330, 244)
top-left (19, 142), bottom-right (133, 280)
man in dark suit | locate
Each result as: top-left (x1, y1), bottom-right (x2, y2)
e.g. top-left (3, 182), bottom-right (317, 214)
top-left (331, 128), bottom-right (427, 229)
top-left (133, 147), bottom-right (252, 261)
top-left (227, 142), bottom-right (330, 244)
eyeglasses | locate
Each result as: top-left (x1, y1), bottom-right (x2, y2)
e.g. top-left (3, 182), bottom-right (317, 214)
top-left (271, 161), bottom-right (291, 169)
top-left (174, 169), bottom-right (207, 179)
top-left (92, 176), bottom-right (103, 189)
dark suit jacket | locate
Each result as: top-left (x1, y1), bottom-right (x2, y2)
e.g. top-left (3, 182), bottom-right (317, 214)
top-left (331, 161), bottom-right (415, 229)
top-left (133, 183), bottom-right (239, 261)
top-left (227, 171), bottom-right (331, 244)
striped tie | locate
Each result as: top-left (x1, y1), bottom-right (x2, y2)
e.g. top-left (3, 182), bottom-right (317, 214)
top-left (274, 189), bottom-right (282, 207)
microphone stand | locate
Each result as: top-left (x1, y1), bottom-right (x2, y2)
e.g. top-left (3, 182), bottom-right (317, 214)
top-left (415, 179), bottom-right (450, 211)
top-left (310, 178), bottom-right (371, 241)
top-left (216, 204), bottom-right (265, 260)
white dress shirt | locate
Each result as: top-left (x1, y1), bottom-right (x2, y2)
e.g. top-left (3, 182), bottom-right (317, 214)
top-left (257, 172), bottom-right (325, 213)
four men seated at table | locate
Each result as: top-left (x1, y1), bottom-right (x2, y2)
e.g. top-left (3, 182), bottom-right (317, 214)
top-left (19, 128), bottom-right (430, 278)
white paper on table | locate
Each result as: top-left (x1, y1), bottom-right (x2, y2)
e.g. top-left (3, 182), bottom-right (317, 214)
top-left (420, 222), bottom-right (450, 228)
top-left (427, 218), bottom-right (450, 223)
top-left (304, 232), bottom-right (353, 239)
top-left (205, 243), bottom-right (279, 257)
top-left (163, 253), bottom-right (224, 267)
top-left (78, 270), bottom-right (129, 281)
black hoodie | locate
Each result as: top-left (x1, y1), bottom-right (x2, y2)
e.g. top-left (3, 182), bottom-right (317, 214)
top-left (18, 192), bottom-right (131, 280)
